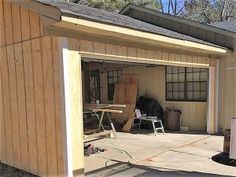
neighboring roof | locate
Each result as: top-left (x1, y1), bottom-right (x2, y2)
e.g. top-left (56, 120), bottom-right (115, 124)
top-left (211, 18), bottom-right (236, 33)
top-left (33, 0), bottom-right (225, 49)
top-left (120, 4), bottom-right (236, 37)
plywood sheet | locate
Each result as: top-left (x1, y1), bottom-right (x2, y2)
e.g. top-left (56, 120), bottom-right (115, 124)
top-left (119, 74), bottom-right (138, 84)
top-left (112, 75), bottom-right (138, 132)
top-left (113, 83), bottom-right (125, 104)
top-left (121, 104), bottom-right (136, 132)
top-left (125, 83), bottom-right (138, 104)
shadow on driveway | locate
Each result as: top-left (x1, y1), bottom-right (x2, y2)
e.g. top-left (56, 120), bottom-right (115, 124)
top-left (85, 159), bottom-right (234, 177)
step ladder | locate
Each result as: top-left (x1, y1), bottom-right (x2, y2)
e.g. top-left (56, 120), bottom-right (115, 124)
top-left (133, 109), bottom-right (165, 136)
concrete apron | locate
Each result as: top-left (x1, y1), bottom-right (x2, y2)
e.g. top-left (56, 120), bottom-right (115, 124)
top-left (85, 133), bottom-right (233, 177)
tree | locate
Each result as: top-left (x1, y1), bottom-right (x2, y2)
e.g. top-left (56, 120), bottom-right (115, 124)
top-left (180, 0), bottom-right (236, 23)
top-left (213, 0), bottom-right (236, 21)
top-left (157, 0), bottom-right (236, 23)
top-left (73, 0), bottom-right (161, 11)
top-left (72, 0), bottom-right (236, 23)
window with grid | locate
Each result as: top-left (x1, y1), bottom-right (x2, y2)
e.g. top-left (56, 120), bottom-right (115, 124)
top-left (107, 70), bottom-right (123, 100)
top-left (166, 66), bottom-right (208, 101)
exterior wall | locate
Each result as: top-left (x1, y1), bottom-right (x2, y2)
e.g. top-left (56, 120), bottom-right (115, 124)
top-left (218, 39), bottom-right (236, 130)
top-left (84, 62), bottom-right (207, 131)
top-left (0, 1), bottom-right (65, 177)
top-left (68, 38), bottom-right (214, 68)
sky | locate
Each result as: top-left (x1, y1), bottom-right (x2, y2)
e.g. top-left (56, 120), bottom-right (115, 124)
top-left (160, 0), bottom-right (185, 13)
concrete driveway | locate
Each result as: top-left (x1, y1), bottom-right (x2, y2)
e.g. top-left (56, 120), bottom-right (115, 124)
top-left (85, 132), bottom-right (236, 177)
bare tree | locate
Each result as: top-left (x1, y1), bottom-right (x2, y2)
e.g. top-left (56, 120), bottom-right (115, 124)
top-left (181, 0), bottom-right (236, 23)
top-left (71, 0), bottom-right (236, 23)
top-left (159, 0), bottom-right (184, 15)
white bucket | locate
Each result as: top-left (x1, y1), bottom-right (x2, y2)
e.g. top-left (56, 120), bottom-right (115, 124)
top-left (230, 118), bottom-right (236, 159)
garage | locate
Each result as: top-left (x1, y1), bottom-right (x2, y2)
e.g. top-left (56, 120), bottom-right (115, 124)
top-left (0, 0), bottom-right (229, 177)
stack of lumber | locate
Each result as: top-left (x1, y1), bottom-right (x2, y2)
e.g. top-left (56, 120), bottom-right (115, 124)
top-left (112, 75), bottom-right (138, 132)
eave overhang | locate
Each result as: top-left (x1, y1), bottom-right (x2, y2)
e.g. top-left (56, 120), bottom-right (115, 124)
top-left (57, 16), bottom-right (227, 55)
top-left (10, 0), bottom-right (229, 56)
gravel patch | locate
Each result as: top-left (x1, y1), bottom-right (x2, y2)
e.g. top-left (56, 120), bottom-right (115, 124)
top-left (0, 163), bottom-right (38, 177)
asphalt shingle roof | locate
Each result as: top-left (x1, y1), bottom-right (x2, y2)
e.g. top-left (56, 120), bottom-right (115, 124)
top-left (211, 18), bottom-right (236, 33)
top-left (35, 0), bottom-right (225, 48)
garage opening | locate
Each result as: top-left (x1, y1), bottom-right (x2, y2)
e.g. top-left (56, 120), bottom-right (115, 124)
top-left (81, 57), bottom-right (209, 175)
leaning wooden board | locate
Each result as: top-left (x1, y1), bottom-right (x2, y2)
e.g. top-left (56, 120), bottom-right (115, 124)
top-left (121, 104), bottom-right (136, 132)
top-left (112, 75), bottom-right (138, 132)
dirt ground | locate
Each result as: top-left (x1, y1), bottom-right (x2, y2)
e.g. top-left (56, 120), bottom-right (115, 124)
top-left (0, 163), bottom-right (37, 177)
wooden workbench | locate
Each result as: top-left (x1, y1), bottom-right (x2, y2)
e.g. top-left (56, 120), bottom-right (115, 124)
top-left (83, 104), bottom-right (126, 141)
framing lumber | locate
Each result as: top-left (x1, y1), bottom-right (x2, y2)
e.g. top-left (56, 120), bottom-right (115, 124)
top-left (91, 108), bottom-right (123, 114)
top-left (84, 130), bottom-right (113, 141)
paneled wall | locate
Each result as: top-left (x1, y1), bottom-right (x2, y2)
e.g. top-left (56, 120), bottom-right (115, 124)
top-left (84, 62), bottom-right (207, 131)
top-left (165, 102), bottom-right (207, 131)
top-left (0, 1), bottom-right (65, 176)
top-left (97, 64), bottom-right (165, 105)
top-left (68, 38), bottom-right (214, 68)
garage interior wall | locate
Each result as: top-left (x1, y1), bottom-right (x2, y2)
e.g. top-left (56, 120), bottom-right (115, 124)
top-left (0, 1), bottom-right (65, 176)
top-left (83, 61), bottom-right (207, 131)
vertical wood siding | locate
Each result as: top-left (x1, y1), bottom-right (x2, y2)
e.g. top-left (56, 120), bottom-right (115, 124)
top-left (0, 1), bottom-right (65, 176)
top-left (68, 38), bottom-right (213, 67)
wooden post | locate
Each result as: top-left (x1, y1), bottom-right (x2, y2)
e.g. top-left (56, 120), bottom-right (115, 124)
top-left (207, 65), bottom-right (217, 134)
top-left (58, 37), bottom-right (84, 177)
